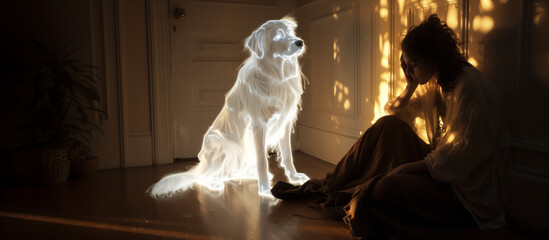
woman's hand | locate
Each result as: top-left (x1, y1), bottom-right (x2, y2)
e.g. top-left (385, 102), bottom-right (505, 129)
top-left (388, 55), bottom-right (419, 111)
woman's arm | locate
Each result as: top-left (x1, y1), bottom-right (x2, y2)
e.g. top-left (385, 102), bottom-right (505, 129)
top-left (388, 83), bottom-right (418, 110)
top-left (387, 160), bottom-right (428, 176)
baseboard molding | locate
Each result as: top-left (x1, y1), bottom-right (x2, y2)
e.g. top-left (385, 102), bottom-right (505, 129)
top-left (508, 136), bottom-right (549, 231)
top-left (297, 124), bottom-right (358, 165)
top-left (508, 170), bottom-right (549, 231)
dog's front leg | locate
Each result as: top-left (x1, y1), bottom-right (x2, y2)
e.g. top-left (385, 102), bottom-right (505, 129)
top-left (280, 123), bottom-right (310, 185)
top-left (253, 122), bottom-right (272, 197)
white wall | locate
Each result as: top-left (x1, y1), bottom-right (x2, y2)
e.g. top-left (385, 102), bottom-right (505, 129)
top-left (295, 0), bottom-right (392, 164)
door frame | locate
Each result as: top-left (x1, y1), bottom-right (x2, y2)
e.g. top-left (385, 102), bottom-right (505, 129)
top-left (148, 0), bottom-right (174, 165)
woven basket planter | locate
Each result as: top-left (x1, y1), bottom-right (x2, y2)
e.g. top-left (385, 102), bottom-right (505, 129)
top-left (32, 147), bottom-right (70, 184)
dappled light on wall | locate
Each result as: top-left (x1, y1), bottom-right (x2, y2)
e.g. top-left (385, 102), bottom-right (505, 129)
top-left (372, 0), bottom-right (392, 124)
top-left (446, 5), bottom-right (459, 29)
top-left (379, 0), bottom-right (389, 19)
top-left (334, 80), bottom-right (351, 111)
top-left (481, 0), bottom-right (495, 12)
top-left (373, 32), bottom-right (391, 124)
top-left (333, 5), bottom-right (341, 20)
top-left (397, 0), bottom-right (408, 25)
top-left (333, 38), bottom-right (341, 62)
top-left (473, 15), bottom-right (494, 33)
top-left (533, 2), bottom-right (546, 25)
top-left (330, 115), bottom-right (341, 130)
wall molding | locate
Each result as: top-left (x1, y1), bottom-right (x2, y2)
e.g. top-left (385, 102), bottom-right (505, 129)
top-left (308, 3), bottom-right (358, 117)
top-left (357, 3), bottom-right (374, 120)
top-left (191, 0), bottom-right (277, 6)
top-left (88, 0), bottom-right (124, 169)
top-left (189, 31), bottom-right (248, 62)
top-left (298, 124), bottom-right (358, 165)
top-left (89, 0), bottom-right (107, 116)
top-left (128, 131), bottom-right (153, 137)
top-left (296, 0), bottom-right (329, 11)
top-left (512, 165), bottom-right (549, 183)
top-left (508, 136), bottom-right (549, 231)
top-left (298, 0), bottom-right (316, 7)
top-left (117, 0), bottom-right (156, 168)
top-left (511, 136), bottom-right (549, 182)
top-left (147, 0), bottom-right (173, 165)
top-left (298, 0), bottom-right (376, 163)
top-left (298, 122), bottom-right (361, 140)
top-left (512, 136), bottom-right (549, 154)
top-left (192, 81), bottom-right (233, 110)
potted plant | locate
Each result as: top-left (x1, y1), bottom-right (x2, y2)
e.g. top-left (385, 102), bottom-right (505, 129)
top-left (28, 42), bottom-right (106, 183)
top-left (69, 141), bottom-right (99, 178)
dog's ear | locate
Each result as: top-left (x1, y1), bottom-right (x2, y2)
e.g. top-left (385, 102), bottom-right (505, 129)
top-left (245, 28), bottom-right (265, 59)
top-left (281, 15), bottom-right (297, 28)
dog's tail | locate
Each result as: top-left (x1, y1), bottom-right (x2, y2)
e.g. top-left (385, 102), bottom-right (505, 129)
top-left (146, 169), bottom-right (199, 198)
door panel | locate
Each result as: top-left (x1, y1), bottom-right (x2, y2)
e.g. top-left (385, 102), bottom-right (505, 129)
top-left (170, 0), bottom-right (296, 158)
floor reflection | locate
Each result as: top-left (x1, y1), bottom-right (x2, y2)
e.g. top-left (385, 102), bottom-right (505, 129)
top-left (0, 152), bottom-right (351, 239)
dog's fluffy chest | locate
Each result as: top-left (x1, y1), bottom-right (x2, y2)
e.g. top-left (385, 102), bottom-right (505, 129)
top-left (227, 61), bottom-right (303, 117)
top-left (257, 77), bottom-right (301, 120)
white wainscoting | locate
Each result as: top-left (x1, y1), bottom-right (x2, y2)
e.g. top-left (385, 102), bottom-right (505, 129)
top-left (296, 0), bottom-right (386, 163)
top-left (297, 125), bottom-right (359, 165)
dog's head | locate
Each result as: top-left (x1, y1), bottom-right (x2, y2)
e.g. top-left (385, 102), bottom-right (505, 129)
top-left (245, 16), bottom-right (304, 60)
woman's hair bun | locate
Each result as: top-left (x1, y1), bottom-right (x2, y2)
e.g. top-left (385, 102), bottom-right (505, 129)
top-left (427, 14), bottom-right (441, 25)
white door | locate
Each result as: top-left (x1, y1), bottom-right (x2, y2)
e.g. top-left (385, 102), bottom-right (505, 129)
top-left (169, 0), bottom-right (296, 159)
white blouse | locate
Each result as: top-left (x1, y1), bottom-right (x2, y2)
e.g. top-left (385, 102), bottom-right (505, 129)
top-left (386, 66), bottom-right (510, 228)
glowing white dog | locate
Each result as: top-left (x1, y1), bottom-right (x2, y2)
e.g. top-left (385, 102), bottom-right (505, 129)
top-left (149, 17), bottom-right (309, 198)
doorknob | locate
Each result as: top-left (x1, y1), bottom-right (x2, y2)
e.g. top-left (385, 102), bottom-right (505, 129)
top-left (174, 8), bottom-right (185, 20)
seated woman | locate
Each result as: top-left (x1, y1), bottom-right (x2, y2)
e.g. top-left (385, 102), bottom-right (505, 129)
top-left (272, 14), bottom-right (510, 239)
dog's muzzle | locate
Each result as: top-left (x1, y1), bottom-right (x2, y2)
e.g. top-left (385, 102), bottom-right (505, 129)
top-left (294, 40), bottom-right (304, 48)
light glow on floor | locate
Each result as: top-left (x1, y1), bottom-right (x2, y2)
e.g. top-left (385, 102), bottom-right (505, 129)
top-left (0, 211), bottom-right (221, 240)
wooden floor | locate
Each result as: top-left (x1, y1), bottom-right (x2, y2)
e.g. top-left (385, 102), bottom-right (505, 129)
top-left (0, 151), bottom-right (547, 240)
top-left (0, 151), bottom-right (353, 240)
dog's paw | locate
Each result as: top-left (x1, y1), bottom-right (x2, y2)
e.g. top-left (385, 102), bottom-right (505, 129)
top-left (287, 172), bottom-right (310, 185)
top-left (258, 189), bottom-right (275, 199)
top-left (258, 182), bottom-right (272, 195)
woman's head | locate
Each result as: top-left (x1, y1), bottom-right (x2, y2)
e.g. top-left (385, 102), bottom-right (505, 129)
top-left (401, 14), bottom-right (470, 91)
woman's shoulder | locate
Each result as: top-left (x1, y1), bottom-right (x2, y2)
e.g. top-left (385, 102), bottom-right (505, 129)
top-left (455, 66), bottom-right (489, 90)
top-left (454, 66), bottom-right (501, 103)
top-left (457, 66), bottom-right (484, 82)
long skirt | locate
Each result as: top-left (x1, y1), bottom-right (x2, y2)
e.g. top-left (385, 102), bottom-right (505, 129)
top-left (271, 115), bottom-right (476, 239)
